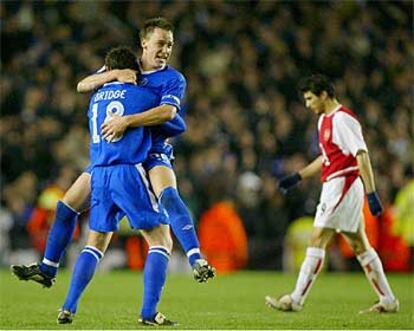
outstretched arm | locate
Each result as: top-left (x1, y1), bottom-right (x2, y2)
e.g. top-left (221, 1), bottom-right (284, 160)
top-left (101, 104), bottom-right (177, 142)
top-left (279, 156), bottom-right (322, 193)
top-left (298, 155), bottom-right (323, 179)
top-left (77, 69), bottom-right (137, 93)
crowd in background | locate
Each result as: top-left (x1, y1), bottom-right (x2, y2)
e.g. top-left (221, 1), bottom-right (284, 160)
top-left (1, 1), bottom-right (412, 271)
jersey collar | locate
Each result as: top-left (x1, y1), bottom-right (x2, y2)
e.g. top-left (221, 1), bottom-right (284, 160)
top-left (138, 60), bottom-right (166, 74)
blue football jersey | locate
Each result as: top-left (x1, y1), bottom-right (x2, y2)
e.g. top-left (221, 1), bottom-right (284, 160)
top-left (88, 82), bottom-right (159, 167)
top-left (94, 64), bottom-right (187, 151)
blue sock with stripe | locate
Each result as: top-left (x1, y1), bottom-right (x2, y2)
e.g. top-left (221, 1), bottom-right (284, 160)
top-left (40, 201), bottom-right (79, 278)
top-left (140, 246), bottom-right (170, 320)
top-left (160, 187), bottom-right (201, 266)
top-left (62, 246), bottom-right (103, 314)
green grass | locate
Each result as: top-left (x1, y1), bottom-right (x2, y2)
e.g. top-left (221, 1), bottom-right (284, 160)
top-left (0, 269), bottom-right (413, 329)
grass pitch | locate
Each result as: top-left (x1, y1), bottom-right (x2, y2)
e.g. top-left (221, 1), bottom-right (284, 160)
top-left (0, 269), bottom-right (413, 329)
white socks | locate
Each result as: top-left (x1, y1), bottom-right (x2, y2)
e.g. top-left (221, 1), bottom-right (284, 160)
top-left (291, 247), bottom-right (325, 305)
top-left (290, 247), bottom-right (395, 306)
top-left (357, 248), bottom-right (396, 304)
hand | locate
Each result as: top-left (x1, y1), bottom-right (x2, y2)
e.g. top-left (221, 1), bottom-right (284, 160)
top-left (114, 69), bottom-right (137, 84)
top-left (101, 115), bottom-right (128, 142)
top-left (367, 192), bottom-right (383, 216)
top-left (278, 172), bottom-right (302, 194)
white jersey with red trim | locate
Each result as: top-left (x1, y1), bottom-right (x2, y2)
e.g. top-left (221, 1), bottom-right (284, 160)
top-left (318, 105), bottom-right (367, 182)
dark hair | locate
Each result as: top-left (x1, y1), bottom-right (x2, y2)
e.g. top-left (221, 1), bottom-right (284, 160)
top-left (298, 74), bottom-right (335, 98)
top-left (139, 17), bottom-right (174, 41)
top-left (104, 46), bottom-right (139, 71)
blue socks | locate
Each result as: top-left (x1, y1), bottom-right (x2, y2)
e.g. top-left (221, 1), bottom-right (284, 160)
top-left (140, 247), bottom-right (170, 320)
top-left (40, 201), bottom-right (79, 278)
top-left (61, 245), bottom-right (169, 319)
top-left (62, 246), bottom-right (103, 314)
top-left (160, 187), bottom-right (201, 266)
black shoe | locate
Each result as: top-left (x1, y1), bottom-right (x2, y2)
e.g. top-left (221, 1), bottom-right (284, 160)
top-left (138, 312), bottom-right (177, 326)
top-left (57, 309), bottom-right (74, 324)
top-left (11, 263), bottom-right (55, 288)
top-left (193, 259), bottom-right (216, 283)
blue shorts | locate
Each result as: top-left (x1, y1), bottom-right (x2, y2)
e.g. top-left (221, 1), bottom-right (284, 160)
top-left (90, 164), bottom-right (168, 232)
top-left (143, 143), bottom-right (175, 171)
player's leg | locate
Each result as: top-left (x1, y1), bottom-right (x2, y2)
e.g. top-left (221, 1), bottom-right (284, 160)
top-left (139, 224), bottom-right (176, 326)
top-left (148, 164), bottom-right (215, 282)
top-left (11, 172), bottom-right (91, 286)
top-left (42, 172), bottom-right (91, 277)
top-left (342, 217), bottom-right (399, 313)
top-left (266, 226), bottom-right (335, 311)
top-left (148, 165), bottom-right (201, 264)
top-left (112, 163), bottom-right (176, 325)
top-left (58, 230), bottom-right (112, 324)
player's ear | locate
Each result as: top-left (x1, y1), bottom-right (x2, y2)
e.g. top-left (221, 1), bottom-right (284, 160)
top-left (140, 38), bottom-right (147, 50)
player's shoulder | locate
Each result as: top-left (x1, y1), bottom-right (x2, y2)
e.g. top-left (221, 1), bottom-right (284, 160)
top-left (334, 106), bottom-right (362, 129)
top-left (336, 105), bottom-right (359, 120)
top-left (164, 65), bottom-right (186, 83)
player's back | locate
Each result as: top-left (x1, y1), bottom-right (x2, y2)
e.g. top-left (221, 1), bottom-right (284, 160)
top-left (88, 82), bottom-right (159, 167)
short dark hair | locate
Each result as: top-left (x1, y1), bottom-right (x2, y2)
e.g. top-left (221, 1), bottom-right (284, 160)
top-left (298, 74), bottom-right (335, 98)
top-left (104, 46), bottom-right (139, 71)
top-left (139, 17), bottom-right (174, 41)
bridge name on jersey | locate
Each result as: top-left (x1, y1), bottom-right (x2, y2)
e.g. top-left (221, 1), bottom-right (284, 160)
top-left (94, 89), bottom-right (127, 102)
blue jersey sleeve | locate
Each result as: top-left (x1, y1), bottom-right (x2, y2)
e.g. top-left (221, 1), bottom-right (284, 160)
top-left (160, 72), bottom-right (186, 111)
top-left (158, 113), bottom-right (187, 137)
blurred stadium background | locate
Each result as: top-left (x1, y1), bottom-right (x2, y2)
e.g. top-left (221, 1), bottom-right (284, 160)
top-left (1, 1), bottom-right (413, 276)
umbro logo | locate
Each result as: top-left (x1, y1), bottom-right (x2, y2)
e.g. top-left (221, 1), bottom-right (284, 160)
top-left (138, 78), bottom-right (148, 86)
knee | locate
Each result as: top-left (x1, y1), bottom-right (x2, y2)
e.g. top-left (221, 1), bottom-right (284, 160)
top-left (165, 235), bottom-right (173, 252)
top-left (160, 187), bottom-right (188, 217)
top-left (350, 241), bottom-right (367, 256)
top-left (61, 196), bottom-right (77, 211)
top-left (309, 233), bottom-right (325, 248)
top-left (86, 233), bottom-right (110, 253)
top-left (62, 193), bottom-right (84, 212)
top-left (158, 231), bottom-right (173, 252)
top-left (62, 174), bottom-right (91, 211)
top-left (148, 227), bottom-right (173, 252)
top-left (160, 187), bottom-right (179, 205)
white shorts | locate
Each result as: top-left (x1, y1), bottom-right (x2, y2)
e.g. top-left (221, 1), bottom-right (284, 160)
top-left (314, 176), bottom-right (364, 233)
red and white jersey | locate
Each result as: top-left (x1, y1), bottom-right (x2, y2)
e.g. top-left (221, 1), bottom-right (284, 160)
top-left (318, 105), bottom-right (367, 182)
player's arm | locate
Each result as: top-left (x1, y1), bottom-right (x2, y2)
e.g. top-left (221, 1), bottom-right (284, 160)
top-left (155, 72), bottom-right (187, 137)
top-left (334, 112), bottom-right (383, 216)
top-left (102, 72), bottom-right (187, 140)
top-left (279, 156), bottom-right (322, 194)
top-left (124, 104), bottom-right (177, 127)
top-left (356, 150), bottom-right (376, 193)
top-left (356, 150), bottom-right (383, 215)
top-left (298, 156), bottom-right (323, 179)
top-left (158, 112), bottom-right (187, 137)
top-left (77, 69), bottom-right (137, 93)
top-left (101, 104), bottom-right (177, 142)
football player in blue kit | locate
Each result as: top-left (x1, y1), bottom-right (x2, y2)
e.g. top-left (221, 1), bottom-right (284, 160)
top-left (58, 46), bottom-right (177, 325)
top-left (11, 18), bottom-right (215, 290)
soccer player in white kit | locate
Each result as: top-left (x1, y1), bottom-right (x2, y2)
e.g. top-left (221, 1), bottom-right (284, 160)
top-left (265, 74), bottom-right (399, 313)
